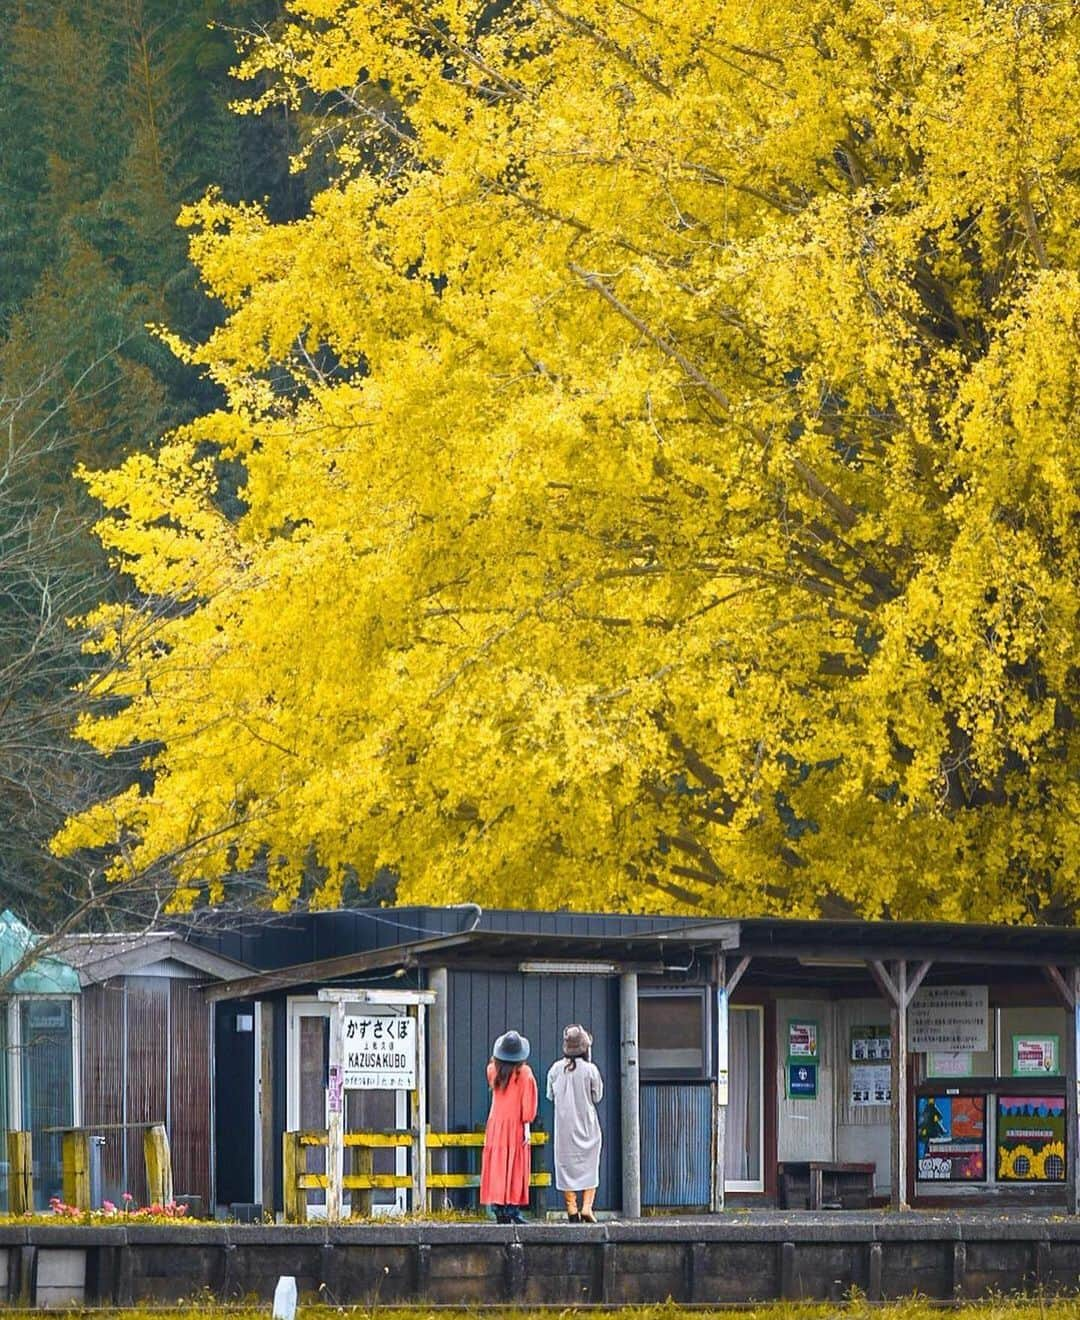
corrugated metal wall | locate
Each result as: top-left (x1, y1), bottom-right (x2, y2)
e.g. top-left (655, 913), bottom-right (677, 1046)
top-left (80, 976), bottom-right (212, 1206)
top-left (170, 979), bottom-right (212, 1202)
top-left (446, 970), bottom-right (622, 1211)
top-left (641, 1082), bottom-right (713, 1206)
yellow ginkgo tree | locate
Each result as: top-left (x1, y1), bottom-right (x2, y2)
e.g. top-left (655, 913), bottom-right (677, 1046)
top-left (56, 0), bottom-right (1080, 921)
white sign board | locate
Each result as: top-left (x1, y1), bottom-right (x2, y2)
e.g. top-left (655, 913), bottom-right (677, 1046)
top-left (343, 1014), bottom-right (416, 1090)
top-left (850, 1063), bottom-right (891, 1106)
top-left (909, 985), bottom-right (988, 1053)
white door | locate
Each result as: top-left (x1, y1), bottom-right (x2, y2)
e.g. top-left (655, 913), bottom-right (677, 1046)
top-left (724, 1004), bottom-right (765, 1193)
top-left (286, 998), bottom-right (408, 1215)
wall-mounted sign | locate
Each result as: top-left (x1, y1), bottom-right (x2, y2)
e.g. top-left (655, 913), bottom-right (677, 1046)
top-left (327, 1063), bottom-right (343, 1114)
top-left (788, 1020), bottom-right (819, 1060)
top-left (910, 986), bottom-right (988, 1053)
top-left (997, 1096), bottom-right (1066, 1181)
top-left (1012, 1036), bottom-right (1059, 1076)
top-left (787, 1061), bottom-right (818, 1099)
top-left (915, 1094), bottom-right (986, 1182)
top-left (850, 1063), bottom-right (891, 1106)
top-left (717, 988), bottom-right (729, 1107)
top-left (928, 1051), bottom-right (973, 1078)
top-left (343, 1014), bottom-right (416, 1090)
top-left (850, 1025), bottom-right (891, 1062)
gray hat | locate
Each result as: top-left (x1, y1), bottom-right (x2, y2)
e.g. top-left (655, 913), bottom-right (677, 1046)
top-left (563, 1024), bottom-right (592, 1058)
top-left (493, 1030), bottom-right (530, 1063)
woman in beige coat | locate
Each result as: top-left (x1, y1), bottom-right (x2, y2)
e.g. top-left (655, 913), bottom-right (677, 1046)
top-left (546, 1024), bottom-right (603, 1222)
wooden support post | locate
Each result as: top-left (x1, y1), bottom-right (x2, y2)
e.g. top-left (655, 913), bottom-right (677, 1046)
top-left (1068, 970), bottom-right (1080, 1215)
top-left (712, 956), bottom-right (728, 1213)
top-left (410, 1002), bottom-right (428, 1213)
top-left (7, 1131), bottom-right (33, 1215)
top-left (890, 960), bottom-right (909, 1210)
top-left (428, 968), bottom-right (449, 1211)
top-left (620, 971), bottom-right (641, 1218)
top-left (143, 1124), bottom-right (173, 1207)
top-left (327, 1000), bottom-right (345, 1223)
top-left (871, 957), bottom-right (925, 1211)
top-left (1043, 964), bottom-right (1080, 1214)
top-left (282, 1131), bottom-right (305, 1224)
top-left (351, 1145), bottom-right (373, 1218)
top-left (62, 1130), bottom-right (92, 1211)
top-left (258, 1001), bottom-right (276, 1215)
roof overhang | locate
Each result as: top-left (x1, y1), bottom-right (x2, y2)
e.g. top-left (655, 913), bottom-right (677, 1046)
top-left (204, 923), bottom-right (741, 1002)
top-left (202, 913), bottom-right (1080, 1004)
top-left (54, 933), bottom-right (254, 986)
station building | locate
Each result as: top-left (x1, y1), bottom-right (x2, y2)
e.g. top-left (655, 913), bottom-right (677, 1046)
top-left (4, 905), bottom-right (1080, 1216)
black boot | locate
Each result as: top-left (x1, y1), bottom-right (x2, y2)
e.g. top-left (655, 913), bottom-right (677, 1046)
top-left (493, 1206), bottom-right (509, 1223)
top-left (507, 1206), bottom-right (527, 1224)
top-left (568, 1213), bottom-right (581, 1223)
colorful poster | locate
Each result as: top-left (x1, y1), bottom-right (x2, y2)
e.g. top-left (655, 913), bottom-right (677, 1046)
top-left (910, 986), bottom-right (989, 1053)
top-left (915, 1094), bottom-right (986, 1181)
top-left (787, 1061), bottom-right (818, 1099)
top-left (788, 1020), bottom-right (819, 1060)
top-left (1012, 1036), bottom-right (1059, 1076)
top-left (850, 1063), bottom-right (891, 1106)
top-left (997, 1096), bottom-right (1066, 1181)
top-left (850, 1025), bottom-right (891, 1062)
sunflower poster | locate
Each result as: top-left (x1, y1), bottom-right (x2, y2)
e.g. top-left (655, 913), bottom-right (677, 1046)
top-left (997, 1096), bottom-right (1066, 1182)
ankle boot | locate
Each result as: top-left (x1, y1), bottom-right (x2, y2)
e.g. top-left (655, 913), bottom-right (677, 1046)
top-left (568, 1212), bottom-right (581, 1223)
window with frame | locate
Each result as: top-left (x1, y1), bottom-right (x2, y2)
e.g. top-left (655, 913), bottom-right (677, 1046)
top-left (639, 989), bottom-right (708, 1077)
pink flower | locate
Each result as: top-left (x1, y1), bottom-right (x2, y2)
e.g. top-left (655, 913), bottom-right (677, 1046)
top-left (122, 1191), bottom-right (134, 1203)
top-left (102, 1200), bottom-right (117, 1214)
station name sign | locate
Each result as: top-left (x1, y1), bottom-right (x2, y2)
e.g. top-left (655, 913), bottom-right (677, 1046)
top-left (909, 985), bottom-right (988, 1053)
top-left (343, 1014), bottom-right (416, 1090)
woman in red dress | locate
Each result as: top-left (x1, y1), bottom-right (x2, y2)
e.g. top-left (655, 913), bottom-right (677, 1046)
top-left (480, 1031), bottom-right (538, 1223)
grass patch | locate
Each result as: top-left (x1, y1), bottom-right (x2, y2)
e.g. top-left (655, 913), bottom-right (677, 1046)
top-left (2, 1304), bottom-right (1080, 1318)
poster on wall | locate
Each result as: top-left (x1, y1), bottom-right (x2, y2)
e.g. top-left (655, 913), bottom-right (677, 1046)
top-left (915, 1094), bottom-right (986, 1181)
top-left (1012, 1036), bottom-right (1059, 1076)
top-left (788, 1020), bottom-right (819, 1060)
top-left (997, 1096), bottom-right (1066, 1181)
top-left (850, 1063), bottom-right (891, 1106)
top-left (850, 1025), bottom-right (891, 1062)
top-left (910, 986), bottom-right (988, 1053)
top-left (787, 1061), bottom-right (818, 1099)
top-left (927, 1051), bottom-right (973, 1078)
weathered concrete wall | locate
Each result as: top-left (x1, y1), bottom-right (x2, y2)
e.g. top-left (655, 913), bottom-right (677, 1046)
top-left (4, 1215), bottom-right (1080, 1308)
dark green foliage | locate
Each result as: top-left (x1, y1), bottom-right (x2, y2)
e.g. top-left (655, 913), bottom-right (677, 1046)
top-left (0, 0), bottom-right (301, 928)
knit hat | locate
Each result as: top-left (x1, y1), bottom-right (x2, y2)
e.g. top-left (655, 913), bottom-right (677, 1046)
top-left (562, 1024), bottom-right (592, 1058)
top-left (493, 1030), bottom-right (530, 1063)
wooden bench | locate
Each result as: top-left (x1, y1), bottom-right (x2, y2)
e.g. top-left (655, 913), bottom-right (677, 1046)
top-left (778, 1160), bottom-right (875, 1210)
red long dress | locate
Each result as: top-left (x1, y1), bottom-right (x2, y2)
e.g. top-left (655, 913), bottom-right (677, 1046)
top-left (479, 1061), bottom-right (538, 1206)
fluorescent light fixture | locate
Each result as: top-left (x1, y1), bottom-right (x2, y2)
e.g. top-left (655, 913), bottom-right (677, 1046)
top-left (797, 956), bottom-right (867, 968)
top-left (518, 959), bottom-right (618, 975)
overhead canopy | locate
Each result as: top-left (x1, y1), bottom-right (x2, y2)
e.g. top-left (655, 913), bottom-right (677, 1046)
top-left (204, 913), bottom-right (1080, 1003)
top-left (0, 909), bottom-right (81, 995)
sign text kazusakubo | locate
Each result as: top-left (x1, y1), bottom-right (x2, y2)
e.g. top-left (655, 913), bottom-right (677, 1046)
top-left (343, 1015), bottom-right (416, 1090)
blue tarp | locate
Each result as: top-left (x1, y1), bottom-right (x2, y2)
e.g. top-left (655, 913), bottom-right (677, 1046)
top-left (0, 909), bottom-right (80, 994)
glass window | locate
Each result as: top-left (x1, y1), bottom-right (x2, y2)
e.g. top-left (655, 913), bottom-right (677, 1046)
top-left (639, 991), bottom-right (706, 1076)
top-left (20, 998), bottom-right (74, 1208)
